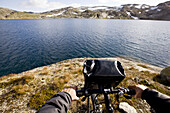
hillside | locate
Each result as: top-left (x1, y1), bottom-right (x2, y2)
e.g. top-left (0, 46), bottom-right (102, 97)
top-left (0, 1), bottom-right (170, 20)
top-left (42, 1), bottom-right (170, 20)
top-left (0, 57), bottom-right (169, 113)
top-left (0, 7), bottom-right (41, 19)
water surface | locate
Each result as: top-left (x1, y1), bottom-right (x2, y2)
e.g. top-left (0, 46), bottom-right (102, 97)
top-left (0, 19), bottom-right (170, 76)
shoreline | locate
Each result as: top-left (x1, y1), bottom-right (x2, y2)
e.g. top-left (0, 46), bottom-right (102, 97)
top-left (0, 57), bottom-right (169, 113)
top-left (0, 57), bottom-right (163, 78)
top-left (1, 18), bottom-right (170, 22)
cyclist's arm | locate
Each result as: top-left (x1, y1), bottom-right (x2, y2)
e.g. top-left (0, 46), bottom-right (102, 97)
top-left (142, 88), bottom-right (170, 113)
top-left (37, 92), bottom-right (72, 113)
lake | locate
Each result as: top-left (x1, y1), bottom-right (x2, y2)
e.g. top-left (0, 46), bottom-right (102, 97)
top-left (0, 19), bottom-right (170, 76)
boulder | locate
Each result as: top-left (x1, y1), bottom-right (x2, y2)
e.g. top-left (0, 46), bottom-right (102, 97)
top-left (119, 102), bottom-right (137, 113)
top-left (159, 67), bottom-right (170, 86)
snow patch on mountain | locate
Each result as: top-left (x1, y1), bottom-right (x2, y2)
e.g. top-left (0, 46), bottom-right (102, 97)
top-left (46, 10), bottom-right (65, 17)
top-left (88, 6), bottom-right (109, 11)
top-left (150, 6), bottom-right (158, 10)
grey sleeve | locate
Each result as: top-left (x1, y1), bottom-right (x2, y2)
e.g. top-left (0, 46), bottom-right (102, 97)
top-left (142, 88), bottom-right (170, 113)
top-left (37, 92), bottom-right (72, 113)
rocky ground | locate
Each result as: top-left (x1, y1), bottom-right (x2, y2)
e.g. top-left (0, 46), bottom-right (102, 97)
top-left (0, 57), bottom-right (169, 113)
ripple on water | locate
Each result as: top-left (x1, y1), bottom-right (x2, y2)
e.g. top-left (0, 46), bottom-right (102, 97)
top-left (0, 19), bottom-right (170, 76)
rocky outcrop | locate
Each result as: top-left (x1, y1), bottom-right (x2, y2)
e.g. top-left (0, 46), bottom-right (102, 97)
top-left (119, 102), bottom-right (137, 113)
top-left (1, 1), bottom-right (170, 20)
top-left (0, 7), bottom-right (41, 19)
top-left (159, 67), bottom-right (170, 86)
top-left (42, 1), bottom-right (170, 20)
top-left (0, 7), bottom-right (14, 19)
top-left (139, 1), bottom-right (170, 20)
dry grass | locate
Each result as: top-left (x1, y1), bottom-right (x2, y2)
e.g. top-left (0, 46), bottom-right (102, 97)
top-left (64, 77), bottom-right (70, 83)
top-left (42, 66), bottom-right (48, 70)
top-left (0, 57), bottom-right (167, 113)
top-left (64, 72), bottom-right (72, 79)
top-left (56, 68), bottom-right (62, 73)
top-left (129, 66), bottom-right (135, 70)
top-left (77, 68), bottom-right (83, 74)
top-left (12, 85), bottom-right (32, 95)
top-left (59, 79), bottom-right (64, 84)
top-left (64, 64), bottom-right (70, 67)
top-left (137, 64), bottom-right (149, 69)
top-left (0, 74), bottom-right (34, 88)
top-left (68, 65), bottom-right (74, 70)
top-left (39, 71), bottom-right (49, 75)
top-left (71, 68), bottom-right (83, 75)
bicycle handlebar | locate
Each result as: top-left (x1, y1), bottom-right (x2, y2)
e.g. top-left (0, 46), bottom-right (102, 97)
top-left (76, 87), bottom-right (136, 97)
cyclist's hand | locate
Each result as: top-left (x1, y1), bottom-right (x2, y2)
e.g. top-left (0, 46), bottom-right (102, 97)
top-left (62, 87), bottom-right (79, 101)
top-left (128, 85), bottom-right (147, 98)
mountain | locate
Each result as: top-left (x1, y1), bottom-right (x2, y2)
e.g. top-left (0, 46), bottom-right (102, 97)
top-left (0, 7), bottom-right (13, 19)
top-left (0, 7), bottom-right (41, 19)
top-left (139, 1), bottom-right (170, 20)
top-left (0, 1), bottom-right (170, 20)
top-left (42, 1), bottom-right (170, 20)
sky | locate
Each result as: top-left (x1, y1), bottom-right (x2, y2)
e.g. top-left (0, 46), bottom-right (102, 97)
top-left (0, 0), bottom-right (168, 12)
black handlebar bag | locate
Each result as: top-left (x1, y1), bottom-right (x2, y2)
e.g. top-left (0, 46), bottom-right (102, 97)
top-left (83, 60), bottom-right (125, 89)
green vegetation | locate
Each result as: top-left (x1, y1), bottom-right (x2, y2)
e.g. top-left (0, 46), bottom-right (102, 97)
top-left (0, 7), bottom-right (41, 19)
top-left (0, 7), bottom-right (13, 19)
top-left (137, 64), bottom-right (149, 68)
top-left (8, 11), bottom-right (41, 19)
top-left (0, 58), bottom-right (169, 113)
top-left (161, 67), bottom-right (170, 75)
top-left (0, 74), bottom-right (35, 110)
top-left (29, 89), bottom-right (56, 110)
top-left (155, 67), bottom-right (170, 86)
top-left (124, 67), bottom-right (170, 96)
top-left (29, 67), bottom-right (73, 110)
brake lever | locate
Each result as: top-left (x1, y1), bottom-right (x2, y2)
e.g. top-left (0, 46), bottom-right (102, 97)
top-left (81, 96), bottom-right (87, 101)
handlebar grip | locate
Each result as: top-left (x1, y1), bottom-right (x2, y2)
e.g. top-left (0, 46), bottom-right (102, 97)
top-left (127, 89), bottom-right (136, 95)
top-left (76, 89), bottom-right (84, 97)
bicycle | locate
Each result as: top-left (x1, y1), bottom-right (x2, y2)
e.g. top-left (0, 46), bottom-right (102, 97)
top-left (76, 60), bottom-right (136, 113)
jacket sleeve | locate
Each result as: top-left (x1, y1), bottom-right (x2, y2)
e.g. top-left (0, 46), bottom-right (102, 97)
top-left (37, 92), bottom-right (72, 113)
top-left (141, 88), bottom-right (170, 113)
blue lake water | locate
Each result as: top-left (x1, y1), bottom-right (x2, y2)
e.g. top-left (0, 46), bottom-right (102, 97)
top-left (0, 19), bottom-right (170, 76)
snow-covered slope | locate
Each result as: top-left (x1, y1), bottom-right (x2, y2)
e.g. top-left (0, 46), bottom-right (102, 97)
top-left (1, 1), bottom-right (169, 20)
top-left (41, 1), bottom-right (170, 20)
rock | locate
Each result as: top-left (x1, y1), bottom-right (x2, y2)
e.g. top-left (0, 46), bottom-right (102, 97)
top-left (133, 77), bottom-right (140, 83)
top-left (159, 67), bottom-right (170, 86)
top-left (119, 102), bottom-right (137, 113)
top-left (140, 1), bottom-right (170, 20)
top-left (139, 79), bottom-right (151, 86)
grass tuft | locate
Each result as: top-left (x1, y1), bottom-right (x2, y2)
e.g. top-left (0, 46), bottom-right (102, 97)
top-left (137, 64), bottom-right (149, 69)
top-left (39, 71), bottom-right (48, 75)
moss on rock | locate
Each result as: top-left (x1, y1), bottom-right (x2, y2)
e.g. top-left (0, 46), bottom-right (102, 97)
top-left (154, 67), bottom-right (170, 86)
